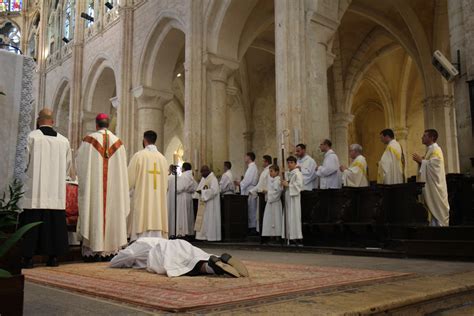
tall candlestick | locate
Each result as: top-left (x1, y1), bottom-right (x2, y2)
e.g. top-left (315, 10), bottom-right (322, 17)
top-left (193, 149), bottom-right (198, 170)
top-left (294, 128), bottom-right (299, 146)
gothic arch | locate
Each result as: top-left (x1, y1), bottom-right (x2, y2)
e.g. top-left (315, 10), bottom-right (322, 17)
top-left (52, 78), bottom-right (71, 137)
top-left (83, 56), bottom-right (117, 113)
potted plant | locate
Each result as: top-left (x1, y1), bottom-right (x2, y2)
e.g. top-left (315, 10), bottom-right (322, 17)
top-left (0, 180), bottom-right (41, 315)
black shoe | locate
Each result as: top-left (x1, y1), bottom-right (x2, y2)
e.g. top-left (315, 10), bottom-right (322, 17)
top-left (208, 255), bottom-right (240, 277)
top-left (101, 255), bottom-right (114, 262)
top-left (22, 257), bottom-right (34, 269)
top-left (46, 256), bottom-right (59, 267)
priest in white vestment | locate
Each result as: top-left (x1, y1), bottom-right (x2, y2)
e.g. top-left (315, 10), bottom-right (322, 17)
top-left (219, 161), bottom-right (235, 195)
top-left (316, 139), bottom-right (342, 189)
top-left (128, 131), bottom-right (169, 241)
top-left (235, 152), bottom-right (259, 233)
top-left (195, 166), bottom-right (221, 241)
top-left (281, 156), bottom-right (304, 243)
top-left (167, 165), bottom-right (177, 236)
top-left (250, 155), bottom-right (272, 231)
top-left (295, 144), bottom-right (318, 190)
top-left (340, 144), bottom-right (369, 187)
top-left (20, 108), bottom-right (72, 268)
top-left (412, 129), bottom-right (450, 226)
top-left (377, 129), bottom-right (404, 184)
top-left (110, 237), bottom-right (248, 278)
top-left (262, 165), bottom-right (283, 237)
top-left (176, 162), bottom-right (197, 236)
top-left (77, 113), bottom-right (130, 260)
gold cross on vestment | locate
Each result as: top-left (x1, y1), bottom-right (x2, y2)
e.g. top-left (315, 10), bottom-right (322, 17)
top-left (148, 162), bottom-right (160, 190)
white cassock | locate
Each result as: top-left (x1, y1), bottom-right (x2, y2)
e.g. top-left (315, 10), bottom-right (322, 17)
top-left (167, 174), bottom-right (176, 236)
top-left (419, 143), bottom-right (450, 226)
top-left (262, 176), bottom-right (283, 237)
top-left (176, 170), bottom-right (197, 235)
top-left (195, 172), bottom-right (221, 241)
top-left (297, 155), bottom-right (317, 190)
top-left (378, 139), bottom-right (404, 184)
top-left (77, 129), bottom-right (130, 256)
top-left (219, 169), bottom-right (235, 195)
top-left (128, 145), bottom-right (169, 241)
top-left (22, 128), bottom-right (72, 210)
top-left (316, 149), bottom-right (342, 189)
top-left (282, 169), bottom-right (303, 240)
top-left (240, 162), bottom-right (259, 228)
top-left (110, 237), bottom-right (210, 277)
top-left (250, 165), bottom-right (271, 231)
top-left (342, 155), bottom-right (369, 187)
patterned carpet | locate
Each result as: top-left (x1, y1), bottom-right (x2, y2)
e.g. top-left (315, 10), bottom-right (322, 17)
top-left (24, 261), bottom-right (410, 312)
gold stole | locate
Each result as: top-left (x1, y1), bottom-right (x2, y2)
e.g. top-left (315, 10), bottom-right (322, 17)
top-left (194, 176), bottom-right (212, 232)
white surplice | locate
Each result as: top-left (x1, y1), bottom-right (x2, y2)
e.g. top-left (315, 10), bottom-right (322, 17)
top-left (23, 127), bottom-right (72, 210)
top-left (128, 145), bottom-right (169, 241)
top-left (250, 165), bottom-right (271, 232)
top-left (419, 143), bottom-right (450, 226)
top-left (378, 139), bottom-right (404, 184)
top-left (262, 176), bottom-right (283, 237)
top-left (176, 170), bottom-right (197, 235)
top-left (195, 172), bottom-right (221, 241)
top-left (297, 155), bottom-right (317, 190)
top-left (110, 237), bottom-right (210, 277)
top-left (240, 162), bottom-right (259, 228)
top-left (219, 169), bottom-right (235, 195)
top-left (282, 169), bottom-right (303, 240)
top-left (77, 129), bottom-right (130, 256)
top-left (316, 149), bottom-right (342, 189)
top-left (342, 155), bottom-right (369, 187)
top-left (167, 174), bottom-right (176, 236)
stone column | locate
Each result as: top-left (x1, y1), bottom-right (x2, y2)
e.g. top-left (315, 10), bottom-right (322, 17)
top-left (333, 112), bottom-right (354, 166)
top-left (275, 0), bottom-right (306, 155)
top-left (207, 64), bottom-right (235, 175)
top-left (117, 1), bottom-right (134, 155)
top-left (423, 95), bottom-right (460, 173)
top-left (304, 13), bottom-right (338, 152)
top-left (393, 126), bottom-right (409, 176)
top-left (132, 86), bottom-right (173, 152)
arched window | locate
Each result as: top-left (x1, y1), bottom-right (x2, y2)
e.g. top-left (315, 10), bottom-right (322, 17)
top-left (0, 21), bottom-right (21, 54)
top-left (86, 0), bottom-right (94, 28)
top-left (0, 0), bottom-right (22, 13)
top-left (63, 0), bottom-right (74, 40)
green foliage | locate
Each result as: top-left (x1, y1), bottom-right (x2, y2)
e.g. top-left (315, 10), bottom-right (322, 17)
top-left (0, 179), bottom-right (25, 232)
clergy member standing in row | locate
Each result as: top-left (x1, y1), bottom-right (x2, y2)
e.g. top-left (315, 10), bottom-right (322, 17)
top-left (316, 139), bottom-right (342, 189)
top-left (77, 113), bottom-right (130, 261)
top-left (128, 130), bottom-right (169, 241)
top-left (340, 144), bottom-right (369, 187)
top-left (235, 152), bottom-right (259, 235)
top-left (261, 165), bottom-right (283, 238)
top-left (195, 165), bottom-right (221, 241)
top-left (412, 129), bottom-right (450, 226)
top-left (295, 144), bottom-right (317, 191)
top-left (281, 156), bottom-right (304, 245)
top-left (378, 129), bottom-right (404, 184)
top-left (219, 161), bottom-right (235, 195)
top-left (250, 155), bottom-right (272, 231)
top-left (21, 108), bottom-right (72, 268)
top-left (167, 165), bottom-right (177, 236)
top-left (176, 162), bottom-right (197, 236)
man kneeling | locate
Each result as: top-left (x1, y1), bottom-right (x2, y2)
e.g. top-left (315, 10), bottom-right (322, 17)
top-left (110, 237), bottom-right (248, 278)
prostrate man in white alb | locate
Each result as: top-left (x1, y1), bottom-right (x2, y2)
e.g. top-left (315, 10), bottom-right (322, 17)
top-left (111, 237), bottom-right (249, 278)
top-left (295, 144), bottom-right (317, 190)
top-left (21, 108), bottom-right (72, 268)
top-left (315, 139), bottom-right (342, 189)
top-left (412, 129), bottom-right (450, 226)
top-left (235, 152), bottom-right (259, 235)
top-left (176, 162), bottom-right (197, 236)
top-left (195, 165), bottom-right (221, 241)
top-left (128, 130), bottom-right (169, 241)
top-left (219, 161), bottom-right (235, 195)
top-left (340, 144), bottom-right (369, 187)
top-left (378, 129), bottom-right (404, 184)
top-left (77, 113), bottom-right (130, 262)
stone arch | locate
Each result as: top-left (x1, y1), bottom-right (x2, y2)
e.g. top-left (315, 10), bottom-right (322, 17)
top-left (52, 78), bottom-right (71, 138)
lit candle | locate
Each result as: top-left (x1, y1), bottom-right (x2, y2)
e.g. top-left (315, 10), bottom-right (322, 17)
top-left (294, 128), bottom-right (299, 146)
top-left (193, 149), bottom-right (198, 169)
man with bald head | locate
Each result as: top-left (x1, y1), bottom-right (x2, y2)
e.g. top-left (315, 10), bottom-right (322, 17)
top-left (21, 108), bottom-right (72, 268)
top-left (194, 165), bottom-right (221, 241)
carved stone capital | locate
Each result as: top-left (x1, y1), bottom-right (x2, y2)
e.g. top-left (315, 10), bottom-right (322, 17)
top-left (204, 52), bottom-right (239, 83)
top-left (132, 85), bottom-right (173, 110)
top-left (422, 95), bottom-right (454, 110)
top-left (333, 112), bottom-right (354, 128)
top-left (393, 127), bottom-right (409, 140)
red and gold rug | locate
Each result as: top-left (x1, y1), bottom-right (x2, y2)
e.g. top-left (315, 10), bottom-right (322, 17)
top-left (24, 261), bottom-right (410, 312)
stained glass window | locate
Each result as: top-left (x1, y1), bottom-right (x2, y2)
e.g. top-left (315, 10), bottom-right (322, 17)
top-left (86, 0), bottom-right (94, 28)
top-left (0, 0), bottom-right (22, 12)
top-left (64, 0), bottom-right (74, 40)
top-left (0, 22), bottom-right (21, 54)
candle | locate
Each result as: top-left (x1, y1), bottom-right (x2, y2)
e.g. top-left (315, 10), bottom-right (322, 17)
top-left (193, 149), bottom-right (198, 169)
top-left (294, 128), bottom-right (299, 146)
top-left (281, 131), bottom-right (284, 145)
